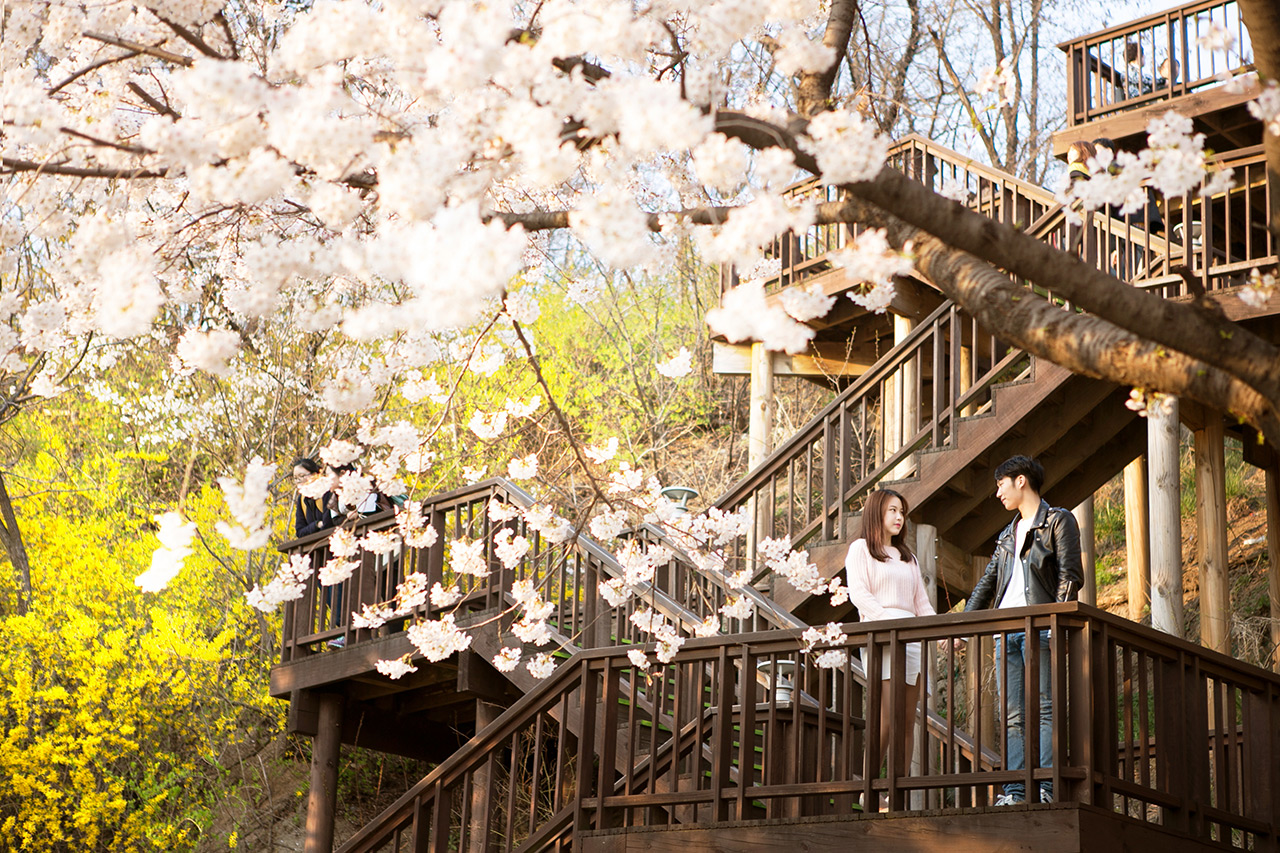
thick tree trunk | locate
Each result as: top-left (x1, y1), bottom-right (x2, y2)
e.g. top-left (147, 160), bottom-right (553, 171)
top-left (0, 470), bottom-right (32, 615)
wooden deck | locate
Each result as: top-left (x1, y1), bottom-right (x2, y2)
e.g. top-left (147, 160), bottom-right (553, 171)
top-left (336, 604), bottom-right (1280, 852)
top-left (1056, 0), bottom-right (1259, 152)
top-left (581, 804), bottom-right (1246, 853)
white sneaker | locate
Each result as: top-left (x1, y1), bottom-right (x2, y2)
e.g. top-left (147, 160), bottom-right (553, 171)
top-left (1040, 789), bottom-right (1053, 803)
top-left (993, 793), bottom-right (1024, 806)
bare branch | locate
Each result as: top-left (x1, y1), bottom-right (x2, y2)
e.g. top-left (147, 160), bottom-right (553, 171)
top-left (127, 81), bottom-right (181, 119)
top-left (82, 31), bottom-right (195, 67)
top-left (509, 319), bottom-right (615, 511)
top-left (149, 10), bottom-right (228, 60)
top-left (1, 156), bottom-right (167, 180)
top-left (927, 27), bottom-right (1001, 167)
top-left (49, 50), bottom-right (140, 95)
top-left (60, 127), bottom-right (152, 155)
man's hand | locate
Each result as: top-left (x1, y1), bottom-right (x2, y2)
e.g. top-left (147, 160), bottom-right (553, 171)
top-left (938, 637), bottom-right (967, 653)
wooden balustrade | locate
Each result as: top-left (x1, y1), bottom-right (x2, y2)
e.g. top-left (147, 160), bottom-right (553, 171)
top-left (338, 603), bottom-right (1280, 852)
top-left (741, 135), bottom-right (1063, 296)
top-left (1059, 0), bottom-right (1254, 128)
top-left (277, 478), bottom-right (720, 663)
top-left (714, 298), bottom-right (1026, 569)
top-left (277, 477), bottom-right (822, 664)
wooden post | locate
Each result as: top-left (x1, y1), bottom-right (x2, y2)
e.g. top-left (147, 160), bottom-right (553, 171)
top-left (1073, 496), bottom-right (1096, 605)
top-left (1194, 418), bottom-right (1230, 654)
top-left (748, 342), bottom-right (774, 585)
top-left (1124, 456), bottom-right (1151, 622)
top-left (959, 345), bottom-right (975, 418)
top-left (916, 524), bottom-right (937, 807)
top-left (1148, 400), bottom-right (1183, 637)
top-left (1267, 462), bottom-right (1280, 672)
top-left (889, 316), bottom-right (917, 479)
top-left (969, 555), bottom-right (998, 753)
top-left (469, 700), bottom-right (502, 853)
top-left (748, 342), bottom-right (774, 470)
top-left (304, 693), bottom-right (343, 853)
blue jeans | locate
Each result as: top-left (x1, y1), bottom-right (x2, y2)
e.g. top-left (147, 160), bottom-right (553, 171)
top-left (998, 631), bottom-right (1052, 800)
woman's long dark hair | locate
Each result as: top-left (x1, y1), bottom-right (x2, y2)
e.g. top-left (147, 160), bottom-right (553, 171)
top-left (860, 488), bottom-right (914, 563)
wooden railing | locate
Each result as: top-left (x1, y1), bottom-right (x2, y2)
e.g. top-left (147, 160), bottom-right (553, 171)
top-left (714, 297), bottom-right (1026, 557)
top-left (338, 603), bottom-right (1280, 852)
top-left (1059, 0), bottom-right (1255, 127)
top-left (278, 479), bottom-right (738, 663)
top-left (736, 135), bottom-right (1062, 296)
top-left (277, 479), bottom-right (813, 663)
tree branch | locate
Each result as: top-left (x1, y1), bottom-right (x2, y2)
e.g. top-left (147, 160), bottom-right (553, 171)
top-left (149, 10), bottom-right (228, 60)
top-left (1, 157), bottom-right (167, 180)
top-left (832, 193), bottom-right (1280, 446)
top-left (509, 319), bottom-right (615, 511)
top-left (928, 27), bottom-right (1002, 167)
top-left (843, 166), bottom-right (1280, 402)
top-left (60, 127), bottom-right (152, 155)
top-left (82, 31), bottom-right (194, 67)
top-left (127, 81), bottom-right (181, 119)
top-left (796, 0), bottom-right (859, 117)
top-left (49, 50), bottom-right (140, 94)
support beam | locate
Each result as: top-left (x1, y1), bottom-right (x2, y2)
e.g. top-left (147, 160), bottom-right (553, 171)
top-left (1124, 456), bottom-right (1151, 622)
top-left (748, 342), bottom-right (774, 587)
top-left (712, 340), bottom-right (877, 378)
top-left (1267, 460), bottom-right (1280, 673)
top-left (1073, 496), bottom-right (1096, 606)
top-left (915, 524), bottom-right (938, 808)
top-left (304, 693), bottom-right (344, 853)
top-left (887, 316), bottom-right (917, 479)
top-left (469, 700), bottom-right (503, 853)
top-left (1195, 418), bottom-right (1230, 654)
top-left (1149, 400), bottom-right (1183, 638)
top-left (748, 342), bottom-right (774, 470)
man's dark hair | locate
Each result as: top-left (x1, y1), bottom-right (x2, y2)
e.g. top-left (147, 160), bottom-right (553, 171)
top-left (995, 455), bottom-right (1045, 493)
top-left (1092, 137), bottom-right (1116, 151)
top-left (291, 457), bottom-right (321, 474)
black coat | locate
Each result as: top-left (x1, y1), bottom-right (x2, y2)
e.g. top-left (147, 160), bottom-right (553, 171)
top-left (295, 493), bottom-right (332, 538)
top-left (964, 500), bottom-right (1084, 611)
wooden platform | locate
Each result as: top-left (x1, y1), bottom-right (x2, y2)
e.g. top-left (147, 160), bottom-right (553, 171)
top-left (581, 803), bottom-right (1244, 853)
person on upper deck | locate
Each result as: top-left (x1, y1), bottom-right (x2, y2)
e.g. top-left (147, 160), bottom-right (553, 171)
top-left (291, 457), bottom-right (335, 538)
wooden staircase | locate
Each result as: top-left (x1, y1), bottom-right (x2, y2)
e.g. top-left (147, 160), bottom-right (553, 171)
top-left (713, 126), bottom-right (1277, 617)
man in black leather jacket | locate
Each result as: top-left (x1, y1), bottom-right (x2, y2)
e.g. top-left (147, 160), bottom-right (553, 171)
top-left (962, 455), bottom-right (1083, 806)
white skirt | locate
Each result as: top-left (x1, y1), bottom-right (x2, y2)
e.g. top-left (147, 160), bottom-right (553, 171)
top-left (860, 607), bottom-right (922, 686)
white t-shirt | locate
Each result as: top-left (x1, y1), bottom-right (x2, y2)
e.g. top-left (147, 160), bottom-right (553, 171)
top-left (999, 517), bottom-right (1034, 609)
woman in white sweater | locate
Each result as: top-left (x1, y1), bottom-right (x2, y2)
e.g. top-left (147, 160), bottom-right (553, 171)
top-left (845, 488), bottom-right (936, 782)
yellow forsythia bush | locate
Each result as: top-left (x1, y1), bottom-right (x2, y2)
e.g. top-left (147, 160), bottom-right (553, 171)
top-left (0, 483), bottom-right (281, 852)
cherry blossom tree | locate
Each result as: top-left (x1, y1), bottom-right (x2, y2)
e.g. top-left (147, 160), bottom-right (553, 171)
top-left (2, 0), bottom-right (1279, 659)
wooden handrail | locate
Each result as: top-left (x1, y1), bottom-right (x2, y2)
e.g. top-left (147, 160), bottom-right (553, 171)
top-left (338, 603), bottom-right (1280, 852)
top-left (276, 478), bottom-right (723, 663)
top-left (1057, 0), bottom-right (1255, 126)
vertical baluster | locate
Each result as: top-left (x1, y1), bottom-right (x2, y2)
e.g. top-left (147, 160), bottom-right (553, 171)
top-left (711, 647), bottom-right (736, 821)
